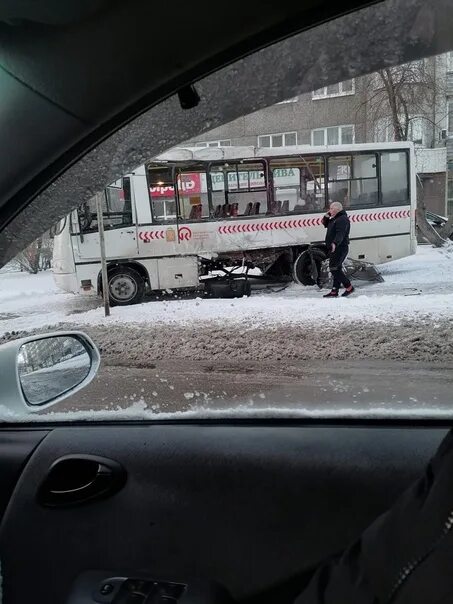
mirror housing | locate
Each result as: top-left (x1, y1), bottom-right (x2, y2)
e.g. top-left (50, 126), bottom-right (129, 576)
top-left (0, 331), bottom-right (100, 415)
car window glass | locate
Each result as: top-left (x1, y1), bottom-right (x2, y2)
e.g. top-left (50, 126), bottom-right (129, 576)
top-left (0, 6), bottom-right (451, 423)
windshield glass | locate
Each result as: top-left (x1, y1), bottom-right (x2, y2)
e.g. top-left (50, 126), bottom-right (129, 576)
top-left (1, 24), bottom-right (452, 422)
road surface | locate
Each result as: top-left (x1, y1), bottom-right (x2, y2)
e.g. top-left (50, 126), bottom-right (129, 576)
top-left (57, 359), bottom-right (453, 416)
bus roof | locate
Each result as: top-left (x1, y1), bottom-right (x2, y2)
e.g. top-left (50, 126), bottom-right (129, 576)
top-left (155, 141), bottom-right (414, 163)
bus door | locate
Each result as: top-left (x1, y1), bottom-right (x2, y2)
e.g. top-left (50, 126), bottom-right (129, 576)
top-left (74, 177), bottom-right (139, 260)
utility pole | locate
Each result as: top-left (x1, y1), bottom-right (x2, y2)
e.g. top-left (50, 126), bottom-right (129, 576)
top-left (95, 191), bottom-right (111, 317)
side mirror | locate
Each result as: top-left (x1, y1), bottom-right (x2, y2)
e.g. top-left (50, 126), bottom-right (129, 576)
top-left (0, 331), bottom-right (100, 415)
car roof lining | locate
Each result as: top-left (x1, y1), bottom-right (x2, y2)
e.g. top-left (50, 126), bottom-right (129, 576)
top-left (1, 0), bottom-right (452, 266)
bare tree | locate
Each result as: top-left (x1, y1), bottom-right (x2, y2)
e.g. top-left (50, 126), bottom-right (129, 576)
top-left (356, 57), bottom-right (449, 246)
top-left (14, 229), bottom-right (54, 274)
top-left (39, 236), bottom-right (53, 270)
top-left (15, 238), bottom-right (43, 274)
top-left (359, 58), bottom-right (446, 146)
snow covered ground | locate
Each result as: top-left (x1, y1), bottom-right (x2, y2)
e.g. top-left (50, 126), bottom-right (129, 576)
top-left (0, 245), bottom-right (452, 337)
top-left (1, 245), bottom-right (453, 421)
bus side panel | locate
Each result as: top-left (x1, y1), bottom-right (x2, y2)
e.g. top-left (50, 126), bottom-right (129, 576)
top-left (73, 228), bottom-right (138, 261)
top-left (53, 271), bottom-right (79, 294)
top-left (52, 217), bottom-right (79, 294)
top-left (410, 145), bottom-right (417, 246)
top-left (156, 257), bottom-right (199, 290)
top-left (74, 260), bottom-right (161, 295)
top-left (136, 204), bottom-right (412, 265)
top-left (348, 239), bottom-right (380, 264)
top-left (348, 234), bottom-right (410, 265)
top-left (136, 219), bottom-right (317, 259)
top-left (73, 263), bottom-right (101, 296)
top-left (378, 234), bottom-right (412, 264)
top-left (135, 259), bottom-right (159, 290)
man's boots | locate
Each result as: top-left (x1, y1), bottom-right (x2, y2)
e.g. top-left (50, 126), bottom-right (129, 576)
top-left (323, 289), bottom-right (338, 298)
top-left (341, 286), bottom-right (355, 297)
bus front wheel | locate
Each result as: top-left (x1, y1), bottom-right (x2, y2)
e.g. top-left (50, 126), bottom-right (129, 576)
top-left (107, 266), bottom-right (145, 306)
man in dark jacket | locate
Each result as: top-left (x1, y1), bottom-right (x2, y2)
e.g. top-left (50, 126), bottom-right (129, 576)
top-left (294, 428), bottom-right (453, 604)
top-left (243, 430), bottom-right (453, 604)
top-left (322, 202), bottom-right (354, 298)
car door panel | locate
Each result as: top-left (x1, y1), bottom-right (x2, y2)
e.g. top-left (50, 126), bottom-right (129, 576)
top-left (0, 425), bottom-right (446, 604)
top-left (0, 430), bottom-right (48, 520)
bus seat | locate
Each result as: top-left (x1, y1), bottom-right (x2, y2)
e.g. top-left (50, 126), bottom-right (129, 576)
top-left (231, 203), bottom-right (239, 217)
top-left (281, 200), bottom-right (290, 213)
top-left (189, 204), bottom-right (202, 220)
top-left (252, 202), bottom-right (261, 215)
top-left (276, 200), bottom-right (283, 213)
top-left (244, 202), bottom-right (253, 216)
top-left (305, 193), bottom-right (315, 210)
top-left (268, 200), bottom-right (277, 215)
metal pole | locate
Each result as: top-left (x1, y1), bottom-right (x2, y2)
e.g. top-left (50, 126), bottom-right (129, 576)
top-left (95, 191), bottom-right (111, 317)
top-left (173, 167), bottom-right (181, 244)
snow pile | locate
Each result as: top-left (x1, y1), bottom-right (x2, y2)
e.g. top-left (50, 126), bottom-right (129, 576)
top-left (58, 318), bottom-right (451, 364)
top-left (55, 289), bottom-right (452, 329)
top-left (2, 399), bottom-right (453, 423)
top-left (0, 246), bottom-right (452, 337)
top-left (0, 270), bottom-right (98, 333)
top-left (0, 270), bottom-right (60, 302)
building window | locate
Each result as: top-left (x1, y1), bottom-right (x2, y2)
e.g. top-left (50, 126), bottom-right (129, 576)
top-left (448, 102), bottom-right (453, 135)
top-left (409, 119), bottom-right (424, 145)
top-left (194, 140), bottom-right (231, 148)
top-left (374, 118), bottom-right (393, 143)
top-left (374, 116), bottom-right (424, 145)
top-left (258, 132), bottom-right (298, 147)
top-left (311, 125), bottom-right (355, 146)
top-left (312, 80), bottom-right (355, 99)
top-left (448, 52), bottom-right (453, 72)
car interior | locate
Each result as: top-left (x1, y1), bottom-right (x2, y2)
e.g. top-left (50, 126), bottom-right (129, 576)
top-left (0, 1), bottom-right (453, 603)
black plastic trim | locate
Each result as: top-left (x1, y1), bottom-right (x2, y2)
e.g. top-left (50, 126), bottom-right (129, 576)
top-left (0, 1), bottom-right (382, 235)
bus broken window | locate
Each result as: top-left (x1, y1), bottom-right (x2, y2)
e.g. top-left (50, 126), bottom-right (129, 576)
top-left (210, 161), bottom-right (267, 217)
top-left (381, 151), bottom-right (409, 205)
top-left (271, 156), bottom-right (326, 214)
top-left (177, 171), bottom-right (210, 221)
top-left (77, 177), bottom-right (133, 233)
top-left (328, 154), bottom-right (379, 208)
top-left (148, 166), bottom-right (177, 222)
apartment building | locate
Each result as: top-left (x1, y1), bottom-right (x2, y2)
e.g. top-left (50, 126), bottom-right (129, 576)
top-left (188, 56), bottom-right (449, 215)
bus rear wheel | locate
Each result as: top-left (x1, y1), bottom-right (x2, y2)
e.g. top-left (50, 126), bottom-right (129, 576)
top-left (293, 248), bottom-right (328, 287)
top-left (107, 266), bottom-right (145, 306)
